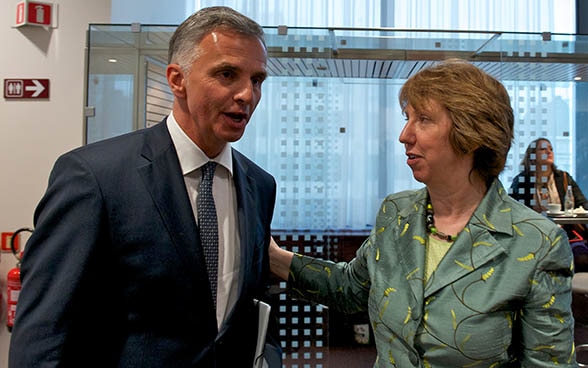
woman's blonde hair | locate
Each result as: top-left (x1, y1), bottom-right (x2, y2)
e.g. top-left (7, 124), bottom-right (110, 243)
top-left (399, 58), bottom-right (514, 185)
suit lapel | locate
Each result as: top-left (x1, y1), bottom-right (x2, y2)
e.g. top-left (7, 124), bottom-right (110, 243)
top-left (424, 181), bottom-right (512, 297)
top-left (554, 170), bottom-right (566, 204)
top-left (424, 225), bottom-right (507, 297)
top-left (395, 193), bottom-right (427, 305)
top-left (217, 150), bottom-right (260, 336)
top-left (137, 122), bottom-right (207, 279)
top-left (231, 151), bottom-right (255, 298)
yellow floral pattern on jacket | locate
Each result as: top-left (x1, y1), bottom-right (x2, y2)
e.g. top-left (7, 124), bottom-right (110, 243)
top-left (289, 179), bottom-right (576, 367)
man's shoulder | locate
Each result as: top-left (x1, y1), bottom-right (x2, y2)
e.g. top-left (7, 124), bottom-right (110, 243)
top-left (54, 124), bottom-right (170, 176)
top-left (72, 124), bottom-right (166, 157)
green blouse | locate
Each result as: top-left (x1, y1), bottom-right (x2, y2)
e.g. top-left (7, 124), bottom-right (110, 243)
top-left (424, 235), bottom-right (451, 282)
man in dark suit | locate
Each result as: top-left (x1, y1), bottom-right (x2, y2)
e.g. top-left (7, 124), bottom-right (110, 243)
top-left (9, 6), bottom-right (281, 367)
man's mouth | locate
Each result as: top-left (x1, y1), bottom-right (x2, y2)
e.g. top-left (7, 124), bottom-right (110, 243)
top-left (226, 112), bottom-right (248, 122)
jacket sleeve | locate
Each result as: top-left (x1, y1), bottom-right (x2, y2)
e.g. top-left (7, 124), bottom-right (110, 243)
top-left (509, 172), bottom-right (529, 204)
top-left (8, 151), bottom-right (109, 367)
top-left (569, 173), bottom-right (588, 209)
top-left (509, 173), bottom-right (521, 199)
top-left (288, 238), bottom-right (371, 314)
top-left (518, 225), bottom-right (576, 367)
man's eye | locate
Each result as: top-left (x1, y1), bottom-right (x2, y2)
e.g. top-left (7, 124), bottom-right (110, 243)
top-left (220, 70), bottom-right (234, 79)
top-left (252, 77), bottom-right (265, 86)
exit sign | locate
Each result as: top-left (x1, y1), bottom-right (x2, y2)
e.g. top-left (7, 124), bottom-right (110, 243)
top-left (15, 0), bottom-right (53, 27)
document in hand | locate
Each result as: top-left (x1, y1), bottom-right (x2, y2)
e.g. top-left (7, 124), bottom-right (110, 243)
top-left (253, 299), bottom-right (271, 368)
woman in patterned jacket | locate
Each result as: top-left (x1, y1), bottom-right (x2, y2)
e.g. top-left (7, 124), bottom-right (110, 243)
top-left (270, 59), bottom-right (577, 367)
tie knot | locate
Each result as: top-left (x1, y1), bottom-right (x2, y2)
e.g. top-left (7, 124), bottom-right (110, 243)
top-left (201, 161), bottom-right (217, 181)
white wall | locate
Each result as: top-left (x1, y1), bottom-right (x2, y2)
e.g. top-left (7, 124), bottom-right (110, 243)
top-left (0, 0), bottom-right (111, 366)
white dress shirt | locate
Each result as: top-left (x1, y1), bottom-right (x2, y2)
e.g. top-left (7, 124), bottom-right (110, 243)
top-left (166, 113), bottom-right (240, 329)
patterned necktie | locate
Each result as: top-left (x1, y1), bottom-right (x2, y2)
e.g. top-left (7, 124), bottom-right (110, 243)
top-left (198, 161), bottom-right (218, 308)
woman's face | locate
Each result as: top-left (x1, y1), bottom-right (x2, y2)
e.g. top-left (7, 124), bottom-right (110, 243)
top-left (399, 99), bottom-right (472, 187)
top-left (534, 139), bottom-right (554, 174)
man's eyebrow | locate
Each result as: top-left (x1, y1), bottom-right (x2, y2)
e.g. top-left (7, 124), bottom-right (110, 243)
top-left (212, 62), bottom-right (238, 72)
top-left (255, 70), bottom-right (268, 80)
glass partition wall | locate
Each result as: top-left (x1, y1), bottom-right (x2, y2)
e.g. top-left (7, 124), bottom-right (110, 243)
top-left (86, 24), bottom-right (588, 367)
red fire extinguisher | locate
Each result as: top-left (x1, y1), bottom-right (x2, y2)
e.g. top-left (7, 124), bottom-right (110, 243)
top-left (6, 227), bottom-right (33, 332)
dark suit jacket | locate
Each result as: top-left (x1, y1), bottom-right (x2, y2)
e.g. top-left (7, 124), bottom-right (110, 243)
top-left (9, 119), bottom-right (280, 367)
top-left (509, 168), bottom-right (588, 210)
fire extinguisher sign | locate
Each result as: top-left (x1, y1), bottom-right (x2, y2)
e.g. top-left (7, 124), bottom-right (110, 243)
top-left (1, 232), bottom-right (20, 252)
top-left (15, 0), bottom-right (54, 28)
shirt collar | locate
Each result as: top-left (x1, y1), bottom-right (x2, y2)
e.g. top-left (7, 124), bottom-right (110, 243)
top-left (166, 112), bottom-right (233, 176)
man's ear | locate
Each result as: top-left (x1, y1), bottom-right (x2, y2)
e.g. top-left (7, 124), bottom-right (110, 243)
top-left (167, 64), bottom-right (186, 98)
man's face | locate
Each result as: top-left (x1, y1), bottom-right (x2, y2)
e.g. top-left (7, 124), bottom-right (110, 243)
top-left (171, 29), bottom-right (267, 157)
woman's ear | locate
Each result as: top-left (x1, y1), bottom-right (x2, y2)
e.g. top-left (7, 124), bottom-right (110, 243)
top-left (167, 64), bottom-right (186, 99)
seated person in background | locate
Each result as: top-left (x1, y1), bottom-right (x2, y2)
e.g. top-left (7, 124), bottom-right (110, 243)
top-left (270, 59), bottom-right (577, 367)
top-left (510, 137), bottom-right (588, 212)
top-left (510, 137), bottom-right (588, 272)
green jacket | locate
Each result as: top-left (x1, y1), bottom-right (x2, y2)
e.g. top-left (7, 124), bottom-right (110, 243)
top-left (289, 179), bottom-right (577, 367)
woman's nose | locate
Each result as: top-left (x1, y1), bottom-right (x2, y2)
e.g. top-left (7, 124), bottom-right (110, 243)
top-left (399, 122), bottom-right (413, 144)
